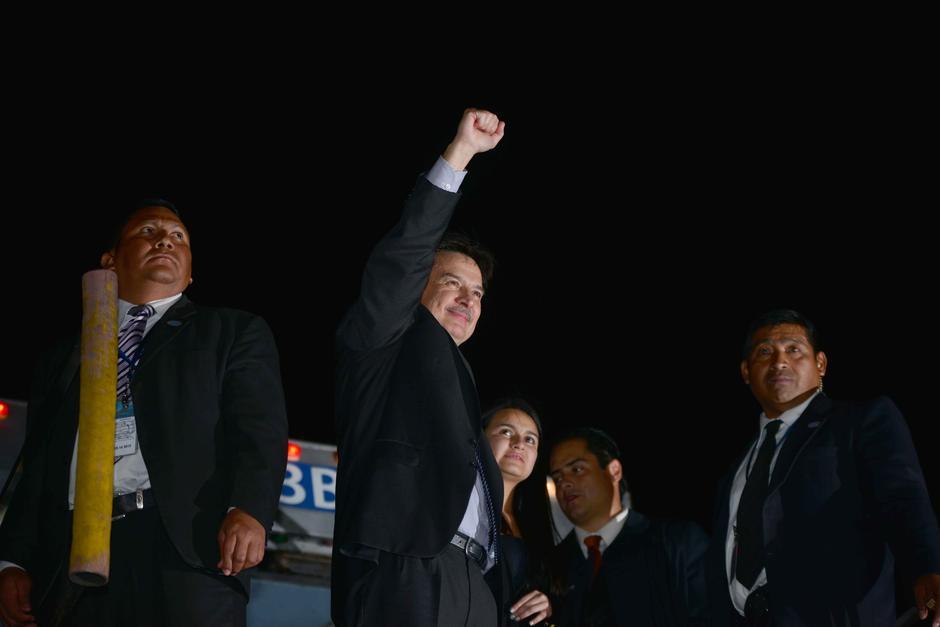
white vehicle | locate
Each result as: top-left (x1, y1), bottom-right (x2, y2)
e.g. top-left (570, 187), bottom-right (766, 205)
top-left (269, 440), bottom-right (337, 559)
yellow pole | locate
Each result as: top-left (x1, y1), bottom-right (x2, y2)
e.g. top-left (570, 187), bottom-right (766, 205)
top-left (69, 269), bottom-right (118, 586)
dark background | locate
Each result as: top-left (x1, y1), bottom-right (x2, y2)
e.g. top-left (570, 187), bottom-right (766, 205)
top-left (2, 79), bottom-right (936, 546)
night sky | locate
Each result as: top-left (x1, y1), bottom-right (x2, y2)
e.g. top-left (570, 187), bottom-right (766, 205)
top-left (2, 86), bottom-right (936, 535)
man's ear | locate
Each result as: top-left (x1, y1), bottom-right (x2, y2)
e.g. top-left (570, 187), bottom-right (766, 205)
top-left (101, 250), bottom-right (116, 270)
top-left (815, 351), bottom-right (828, 376)
top-left (740, 360), bottom-right (750, 385)
top-left (607, 459), bottom-right (623, 487)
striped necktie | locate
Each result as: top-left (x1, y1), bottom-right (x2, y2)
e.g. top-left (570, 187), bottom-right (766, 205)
top-left (117, 304), bottom-right (155, 408)
top-left (473, 440), bottom-right (499, 565)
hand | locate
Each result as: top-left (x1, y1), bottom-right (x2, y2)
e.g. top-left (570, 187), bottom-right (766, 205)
top-left (914, 573), bottom-right (940, 627)
top-left (0, 567), bottom-right (35, 626)
top-left (216, 508), bottom-right (266, 576)
top-left (510, 589), bottom-right (551, 625)
top-left (443, 108), bottom-right (506, 170)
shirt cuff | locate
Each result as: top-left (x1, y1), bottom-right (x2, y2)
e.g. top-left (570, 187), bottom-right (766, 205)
top-left (0, 561), bottom-right (25, 573)
top-left (426, 156), bottom-right (467, 193)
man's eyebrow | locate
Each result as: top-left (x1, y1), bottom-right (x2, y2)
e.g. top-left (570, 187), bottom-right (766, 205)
top-left (756, 336), bottom-right (809, 345)
top-left (440, 272), bottom-right (485, 294)
top-left (550, 457), bottom-right (587, 474)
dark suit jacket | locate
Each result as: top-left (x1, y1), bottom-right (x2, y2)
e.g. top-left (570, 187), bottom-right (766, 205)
top-left (0, 296), bottom-right (288, 601)
top-left (707, 394), bottom-right (940, 626)
top-left (332, 178), bottom-right (505, 623)
top-left (552, 510), bottom-right (709, 627)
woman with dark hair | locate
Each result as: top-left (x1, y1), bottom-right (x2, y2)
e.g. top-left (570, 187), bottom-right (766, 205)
top-left (483, 398), bottom-right (555, 626)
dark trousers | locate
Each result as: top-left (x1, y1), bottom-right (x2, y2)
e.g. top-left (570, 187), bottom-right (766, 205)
top-left (340, 543), bottom-right (498, 626)
top-left (40, 507), bottom-right (246, 627)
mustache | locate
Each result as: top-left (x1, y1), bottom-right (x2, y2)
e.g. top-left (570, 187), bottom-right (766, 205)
top-left (447, 305), bottom-right (473, 322)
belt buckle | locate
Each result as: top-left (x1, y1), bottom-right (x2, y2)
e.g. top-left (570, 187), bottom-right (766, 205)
top-left (111, 489), bottom-right (145, 521)
top-left (468, 537), bottom-right (485, 568)
top-left (463, 536), bottom-right (476, 562)
top-left (452, 533), bottom-right (485, 568)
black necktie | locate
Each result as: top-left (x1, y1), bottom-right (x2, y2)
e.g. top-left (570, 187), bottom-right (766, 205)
top-left (735, 419), bottom-right (782, 589)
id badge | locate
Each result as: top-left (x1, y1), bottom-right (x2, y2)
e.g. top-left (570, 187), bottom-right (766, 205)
top-left (115, 400), bottom-right (139, 456)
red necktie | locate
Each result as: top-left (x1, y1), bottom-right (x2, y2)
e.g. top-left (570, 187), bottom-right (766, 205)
top-left (584, 534), bottom-right (603, 582)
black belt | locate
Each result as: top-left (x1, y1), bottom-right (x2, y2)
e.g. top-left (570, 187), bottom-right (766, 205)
top-left (111, 488), bottom-right (155, 520)
top-left (744, 585), bottom-right (771, 626)
top-left (450, 532), bottom-right (487, 569)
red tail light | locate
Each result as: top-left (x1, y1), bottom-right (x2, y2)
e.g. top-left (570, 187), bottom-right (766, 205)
top-left (287, 442), bottom-right (302, 461)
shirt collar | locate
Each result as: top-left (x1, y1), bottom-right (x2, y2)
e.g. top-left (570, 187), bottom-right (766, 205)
top-left (574, 508), bottom-right (629, 558)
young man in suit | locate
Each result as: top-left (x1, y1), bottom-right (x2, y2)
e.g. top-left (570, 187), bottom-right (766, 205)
top-left (332, 109), bottom-right (508, 626)
top-left (707, 309), bottom-right (940, 626)
top-left (549, 427), bottom-right (709, 626)
top-left (0, 200), bottom-right (288, 626)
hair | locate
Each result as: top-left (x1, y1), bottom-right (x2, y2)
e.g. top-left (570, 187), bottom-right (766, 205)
top-left (551, 427), bottom-right (629, 498)
top-left (436, 231), bottom-right (495, 289)
top-left (482, 397), bottom-right (543, 438)
top-left (482, 400), bottom-right (548, 529)
top-left (133, 198), bottom-right (179, 217)
top-left (108, 198), bottom-right (182, 250)
top-left (741, 308), bottom-right (821, 360)
top-left (482, 397), bottom-right (554, 595)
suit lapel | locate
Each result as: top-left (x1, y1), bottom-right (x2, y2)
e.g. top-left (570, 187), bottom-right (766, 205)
top-left (595, 510), bottom-right (651, 587)
top-left (448, 335), bottom-right (480, 427)
top-left (767, 393), bottom-right (832, 493)
top-left (420, 307), bottom-right (503, 522)
top-left (586, 512), bottom-right (652, 625)
top-left (135, 295), bottom-right (197, 376)
top-left (604, 510), bottom-right (650, 558)
top-left (457, 348), bottom-right (476, 389)
top-left (450, 342), bottom-right (504, 512)
top-left (564, 511), bottom-right (651, 583)
top-left (560, 533), bottom-right (592, 597)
